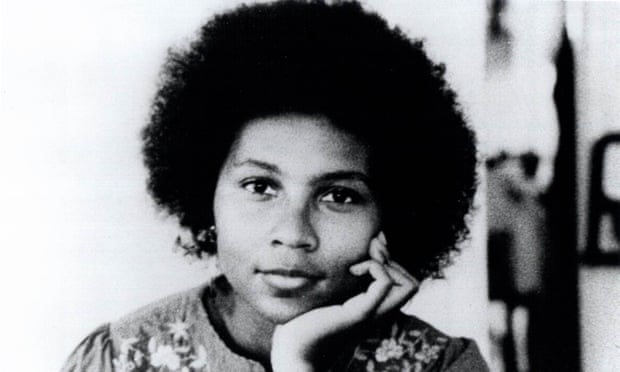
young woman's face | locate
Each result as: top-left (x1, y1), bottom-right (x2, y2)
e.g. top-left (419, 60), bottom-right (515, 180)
top-left (213, 114), bottom-right (380, 324)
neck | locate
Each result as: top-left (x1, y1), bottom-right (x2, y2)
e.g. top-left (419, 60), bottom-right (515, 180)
top-left (204, 278), bottom-right (276, 365)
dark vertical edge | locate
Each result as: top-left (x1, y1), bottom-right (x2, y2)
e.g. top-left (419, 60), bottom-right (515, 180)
top-left (543, 26), bottom-right (582, 371)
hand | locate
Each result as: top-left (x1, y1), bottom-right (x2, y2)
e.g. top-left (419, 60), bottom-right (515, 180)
top-left (270, 232), bottom-right (419, 372)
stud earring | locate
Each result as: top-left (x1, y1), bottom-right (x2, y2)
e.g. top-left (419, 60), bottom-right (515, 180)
top-left (204, 225), bottom-right (222, 283)
top-left (207, 225), bottom-right (217, 245)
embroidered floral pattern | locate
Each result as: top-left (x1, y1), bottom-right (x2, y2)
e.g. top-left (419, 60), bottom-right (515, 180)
top-left (113, 320), bottom-right (209, 372)
top-left (353, 324), bottom-right (449, 372)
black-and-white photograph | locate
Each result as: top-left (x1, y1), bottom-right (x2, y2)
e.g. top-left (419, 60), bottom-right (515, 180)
top-left (1, 1), bottom-right (618, 371)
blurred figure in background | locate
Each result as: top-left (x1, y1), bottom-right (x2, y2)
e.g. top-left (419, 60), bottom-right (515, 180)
top-left (486, 151), bottom-right (546, 372)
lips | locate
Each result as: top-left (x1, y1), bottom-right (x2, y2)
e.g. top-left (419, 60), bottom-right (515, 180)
top-left (257, 267), bottom-right (324, 292)
top-left (260, 268), bottom-right (322, 278)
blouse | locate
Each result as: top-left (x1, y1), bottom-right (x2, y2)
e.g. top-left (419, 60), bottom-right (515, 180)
top-left (62, 284), bottom-right (489, 372)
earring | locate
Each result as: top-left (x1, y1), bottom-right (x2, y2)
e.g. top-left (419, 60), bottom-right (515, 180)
top-left (204, 225), bottom-right (222, 283)
top-left (207, 225), bottom-right (217, 245)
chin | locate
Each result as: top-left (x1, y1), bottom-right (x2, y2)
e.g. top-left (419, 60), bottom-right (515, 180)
top-left (260, 285), bottom-right (365, 325)
top-left (256, 296), bottom-right (327, 325)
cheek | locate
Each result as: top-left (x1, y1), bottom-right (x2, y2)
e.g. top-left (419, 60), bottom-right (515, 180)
top-left (317, 214), bottom-right (379, 266)
top-left (316, 217), bottom-right (378, 301)
top-left (214, 185), bottom-right (264, 236)
top-left (212, 190), bottom-right (261, 271)
top-left (214, 184), bottom-right (269, 228)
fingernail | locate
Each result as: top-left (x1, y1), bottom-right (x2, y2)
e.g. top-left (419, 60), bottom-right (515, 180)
top-left (371, 242), bottom-right (386, 264)
top-left (349, 264), bottom-right (363, 275)
top-left (378, 232), bottom-right (387, 245)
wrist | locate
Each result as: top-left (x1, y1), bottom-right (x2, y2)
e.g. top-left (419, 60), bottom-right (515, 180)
top-left (271, 328), bottom-right (316, 372)
top-left (271, 352), bottom-right (315, 372)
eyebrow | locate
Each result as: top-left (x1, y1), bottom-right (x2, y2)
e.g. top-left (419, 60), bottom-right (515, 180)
top-left (232, 158), bottom-right (370, 184)
top-left (232, 159), bottom-right (281, 174)
top-left (315, 170), bottom-right (370, 184)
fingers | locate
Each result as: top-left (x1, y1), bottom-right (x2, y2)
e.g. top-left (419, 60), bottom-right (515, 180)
top-left (377, 231), bottom-right (388, 250)
top-left (347, 260), bottom-right (393, 320)
top-left (369, 233), bottom-right (389, 263)
top-left (371, 232), bottom-right (415, 283)
top-left (387, 260), bottom-right (417, 284)
top-left (375, 263), bottom-right (419, 316)
top-left (365, 232), bottom-right (419, 317)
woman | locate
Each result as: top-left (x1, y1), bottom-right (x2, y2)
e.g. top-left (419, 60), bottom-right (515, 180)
top-left (63, 1), bottom-right (486, 371)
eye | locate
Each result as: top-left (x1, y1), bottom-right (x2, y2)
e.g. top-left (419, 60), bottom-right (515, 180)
top-left (320, 187), bottom-right (362, 205)
top-left (241, 178), bottom-right (278, 197)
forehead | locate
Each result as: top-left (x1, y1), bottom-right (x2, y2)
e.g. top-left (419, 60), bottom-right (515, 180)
top-left (228, 114), bottom-right (369, 173)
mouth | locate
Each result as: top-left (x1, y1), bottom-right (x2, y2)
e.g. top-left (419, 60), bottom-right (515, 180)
top-left (257, 268), bottom-right (324, 292)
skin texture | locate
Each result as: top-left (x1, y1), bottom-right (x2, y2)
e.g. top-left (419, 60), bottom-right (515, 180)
top-left (211, 114), bottom-right (418, 370)
top-left (214, 114), bottom-right (380, 322)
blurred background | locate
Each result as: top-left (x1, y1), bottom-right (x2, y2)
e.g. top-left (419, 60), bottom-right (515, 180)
top-left (0, 0), bottom-right (618, 371)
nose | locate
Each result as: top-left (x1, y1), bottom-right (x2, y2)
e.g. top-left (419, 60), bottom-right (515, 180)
top-left (270, 201), bottom-right (318, 251)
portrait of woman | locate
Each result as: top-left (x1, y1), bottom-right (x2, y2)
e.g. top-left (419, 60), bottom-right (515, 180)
top-left (59, 1), bottom-right (485, 371)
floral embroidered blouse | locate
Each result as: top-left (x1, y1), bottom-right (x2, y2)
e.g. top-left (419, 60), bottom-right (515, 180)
top-left (62, 285), bottom-right (489, 372)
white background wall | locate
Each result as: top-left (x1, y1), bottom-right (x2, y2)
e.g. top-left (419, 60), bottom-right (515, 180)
top-left (0, 1), bottom-right (490, 370)
top-left (570, 3), bottom-right (620, 372)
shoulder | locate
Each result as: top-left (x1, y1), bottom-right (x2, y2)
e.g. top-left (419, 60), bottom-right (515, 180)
top-left (62, 285), bottom-right (212, 372)
top-left (349, 312), bottom-right (489, 372)
top-left (110, 285), bottom-right (207, 337)
top-left (61, 324), bottom-right (114, 372)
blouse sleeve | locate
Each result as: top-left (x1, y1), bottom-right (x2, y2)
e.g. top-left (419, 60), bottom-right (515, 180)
top-left (440, 338), bottom-right (490, 372)
top-left (61, 324), bottom-right (116, 372)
